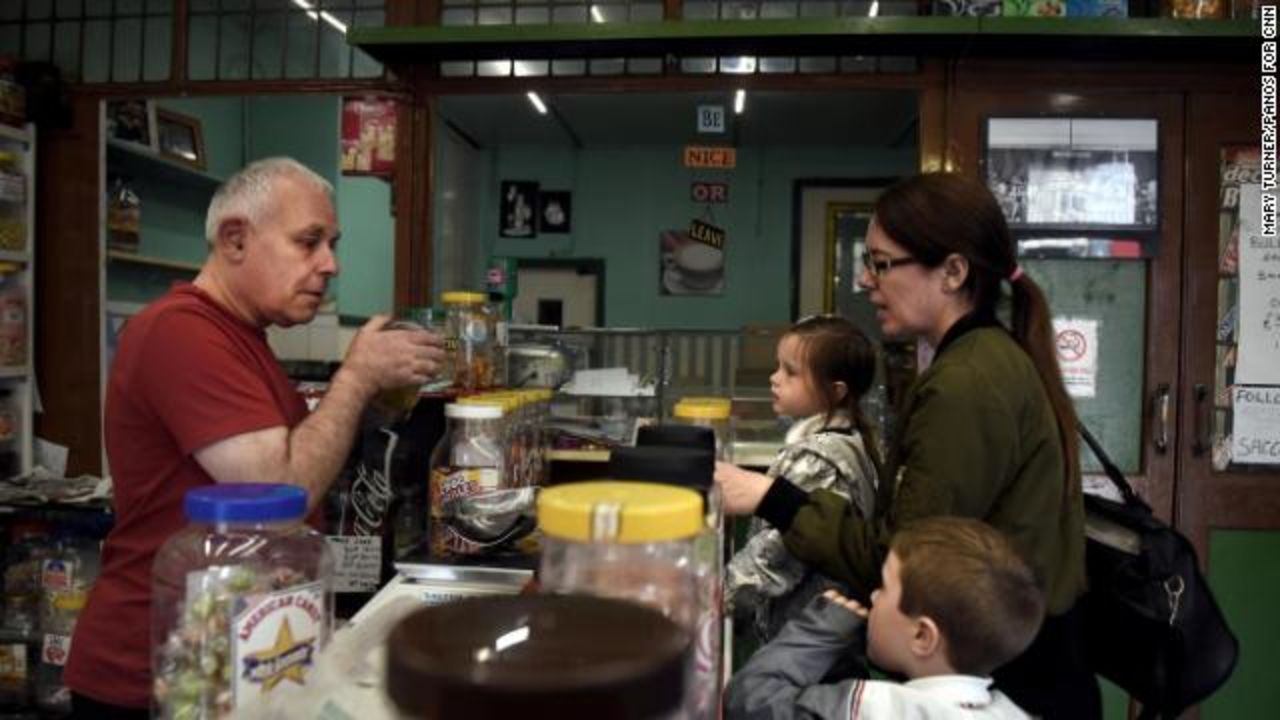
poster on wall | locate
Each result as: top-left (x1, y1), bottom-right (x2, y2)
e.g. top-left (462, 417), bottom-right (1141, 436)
top-left (659, 222), bottom-right (724, 296)
top-left (499, 181), bottom-right (538, 238)
top-left (340, 97), bottom-right (396, 177)
top-left (539, 191), bottom-right (571, 234)
top-left (1235, 184), bottom-right (1280, 385)
top-left (1052, 317), bottom-right (1098, 398)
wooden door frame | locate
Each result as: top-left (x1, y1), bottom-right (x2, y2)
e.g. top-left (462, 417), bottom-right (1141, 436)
top-left (1179, 92), bottom-right (1276, 559)
top-left (944, 72), bottom-right (1187, 525)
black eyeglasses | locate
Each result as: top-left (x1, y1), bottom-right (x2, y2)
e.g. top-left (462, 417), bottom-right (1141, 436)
top-left (861, 251), bottom-right (918, 279)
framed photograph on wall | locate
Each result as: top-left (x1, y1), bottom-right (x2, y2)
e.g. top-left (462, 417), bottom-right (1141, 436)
top-left (105, 99), bottom-right (157, 151)
top-left (539, 191), bottom-right (572, 234)
top-left (156, 108), bottom-right (206, 170)
top-left (499, 180), bottom-right (539, 238)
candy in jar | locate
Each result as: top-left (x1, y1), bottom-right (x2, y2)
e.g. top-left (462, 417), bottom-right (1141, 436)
top-left (152, 484), bottom-right (332, 719)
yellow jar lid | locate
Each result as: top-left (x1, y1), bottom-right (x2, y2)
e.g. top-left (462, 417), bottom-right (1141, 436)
top-left (460, 394), bottom-right (516, 413)
top-left (674, 400), bottom-right (731, 420)
top-left (538, 481), bottom-right (703, 544)
top-left (441, 291), bottom-right (487, 305)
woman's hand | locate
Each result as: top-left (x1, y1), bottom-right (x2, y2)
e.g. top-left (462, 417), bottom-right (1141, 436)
top-left (715, 461), bottom-right (774, 516)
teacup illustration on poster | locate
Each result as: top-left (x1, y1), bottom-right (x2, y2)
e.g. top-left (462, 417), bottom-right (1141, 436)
top-left (659, 227), bottom-right (724, 296)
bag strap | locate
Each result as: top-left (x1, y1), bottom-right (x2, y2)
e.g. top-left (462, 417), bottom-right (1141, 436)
top-left (1077, 421), bottom-right (1147, 509)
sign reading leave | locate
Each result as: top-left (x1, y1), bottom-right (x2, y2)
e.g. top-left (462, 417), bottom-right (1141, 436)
top-left (689, 219), bottom-right (725, 249)
top-left (684, 146), bottom-right (736, 169)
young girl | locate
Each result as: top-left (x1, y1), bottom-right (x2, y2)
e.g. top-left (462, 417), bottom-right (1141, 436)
top-left (719, 315), bottom-right (881, 643)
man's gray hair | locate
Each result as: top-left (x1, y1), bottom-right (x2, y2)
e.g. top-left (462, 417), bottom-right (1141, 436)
top-left (204, 157), bottom-right (333, 244)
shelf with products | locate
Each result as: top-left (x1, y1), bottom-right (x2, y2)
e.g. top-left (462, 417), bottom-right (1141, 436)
top-left (0, 124), bottom-right (33, 481)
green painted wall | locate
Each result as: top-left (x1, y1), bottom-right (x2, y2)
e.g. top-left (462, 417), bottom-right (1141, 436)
top-left (1203, 529), bottom-right (1280, 718)
top-left (447, 142), bottom-right (915, 329)
top-left (335, 173), bottom-right (394, 319)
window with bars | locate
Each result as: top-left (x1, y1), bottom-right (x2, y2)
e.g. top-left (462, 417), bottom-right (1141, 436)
top-left (0, 0), bottom-right (175, 83)
top-left (187, 0), bottom-right (386, 81)
top-left (0, 0), bottom-right (387, 84)
top-left (436, 0), bottom-right (920, 77)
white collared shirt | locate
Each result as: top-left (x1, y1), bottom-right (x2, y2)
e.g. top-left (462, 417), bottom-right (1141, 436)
top-left (849, 674), bottom-right (1032, 720)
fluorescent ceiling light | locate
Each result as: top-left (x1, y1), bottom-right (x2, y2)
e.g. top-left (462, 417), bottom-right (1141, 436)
top-left (291, 0), bottom-right (348, 34)
top-left (590, 5), bottom-right (605, 23)
top-left (734, 89), bottom-right (746, 115)
top-left (527, 91), bottom-right (548, 115)
top-left (869, 1), bottom-right (880, 17)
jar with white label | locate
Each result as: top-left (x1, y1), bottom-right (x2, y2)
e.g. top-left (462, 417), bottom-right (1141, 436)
top-left (152, 484), bottom-right (333, 720)
top-left (429, 403), bottom-right (525, 559)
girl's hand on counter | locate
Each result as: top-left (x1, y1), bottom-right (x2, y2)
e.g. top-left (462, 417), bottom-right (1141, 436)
top-left (715, 461), bottom-right (774, 516)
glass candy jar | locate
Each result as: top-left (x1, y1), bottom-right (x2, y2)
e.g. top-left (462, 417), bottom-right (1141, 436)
top-left (152, 484), bottom-right (333, 719)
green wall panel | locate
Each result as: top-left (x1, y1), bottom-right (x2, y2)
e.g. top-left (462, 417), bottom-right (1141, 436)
top-left (455, 142), bottom-right (916, 329)
top-left (1203, 529), bottom-right (1280, 719)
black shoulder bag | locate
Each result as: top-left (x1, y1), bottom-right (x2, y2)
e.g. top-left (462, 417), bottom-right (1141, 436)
top-left (1079, 423), bottom-right (1239, 719)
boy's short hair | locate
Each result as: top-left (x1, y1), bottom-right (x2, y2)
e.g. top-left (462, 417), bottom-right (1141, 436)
top-left (891, 517), bottom-right (1046, 675)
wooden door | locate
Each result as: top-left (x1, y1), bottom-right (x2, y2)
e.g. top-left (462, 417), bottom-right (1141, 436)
top-left (947, 85), bottom-right (1186, 525)
top-left (1178, 92), bottom-right (1276, 719)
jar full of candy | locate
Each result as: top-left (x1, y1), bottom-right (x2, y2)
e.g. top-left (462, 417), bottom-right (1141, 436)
top-left (152, 484), bottom-right (332, 719)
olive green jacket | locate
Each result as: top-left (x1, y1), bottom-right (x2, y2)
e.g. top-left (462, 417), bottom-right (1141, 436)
top-left (781, 324), bottom-right (1086, 614)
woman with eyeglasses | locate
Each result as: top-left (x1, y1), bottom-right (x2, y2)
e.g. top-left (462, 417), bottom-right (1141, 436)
top-left (716, 172), bottom-right (1098, 719)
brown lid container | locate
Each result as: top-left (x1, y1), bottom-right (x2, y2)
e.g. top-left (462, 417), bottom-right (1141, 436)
top-left (385, 594), bottom-right (690, 719)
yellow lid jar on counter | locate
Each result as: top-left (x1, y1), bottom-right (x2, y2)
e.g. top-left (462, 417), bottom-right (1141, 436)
top-left (537, 481), bottom-right (703, 627)
top-left (441, 291), bottom-right (495, 392)
top-left (672, 396), bottom-right (733, 461)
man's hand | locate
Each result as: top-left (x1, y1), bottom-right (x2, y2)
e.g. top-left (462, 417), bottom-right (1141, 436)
top-left (823, 589), bottom-right (869, 619)
top-left (335, 314), bottom-right (446, 398)
top-left (715, 461), bottom-right (774, 516)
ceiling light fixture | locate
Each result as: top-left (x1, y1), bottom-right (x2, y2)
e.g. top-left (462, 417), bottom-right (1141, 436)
top-left (869, 0), bottom-right (880, 17)
top-left (527, 91), bottom-right (549, 115)
top-left (734, 89), bottom-right (746, 115)
top-left (291, 0), bottom-right (347, 34)
top-left (590, 5), bottom-right (605, 23)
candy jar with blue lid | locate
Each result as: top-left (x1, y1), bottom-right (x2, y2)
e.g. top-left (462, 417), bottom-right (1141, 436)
top-left (152, 483), bottom-right (333, 719)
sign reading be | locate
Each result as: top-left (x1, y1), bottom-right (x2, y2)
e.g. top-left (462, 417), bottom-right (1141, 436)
top-left (697, 105), bottom-right (726, 134)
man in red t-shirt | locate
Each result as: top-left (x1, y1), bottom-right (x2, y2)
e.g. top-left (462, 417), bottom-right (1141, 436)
top-left (64, 157), bottom-right (444, 717)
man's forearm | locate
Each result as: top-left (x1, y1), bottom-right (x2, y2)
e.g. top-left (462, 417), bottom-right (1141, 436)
top-left (284, 368), bottom-right (375, 510)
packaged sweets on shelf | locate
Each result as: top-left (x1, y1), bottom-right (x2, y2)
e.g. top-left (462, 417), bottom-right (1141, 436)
top-left (152, 484), bottom-right (333, 719)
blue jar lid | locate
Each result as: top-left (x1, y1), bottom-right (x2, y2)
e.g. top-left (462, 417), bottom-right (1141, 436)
top-left (184, 484), bottom-right (308, 524)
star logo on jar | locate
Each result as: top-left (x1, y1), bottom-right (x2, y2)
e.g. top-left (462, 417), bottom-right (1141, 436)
top-left (241, 618), bottom-right (316, 692)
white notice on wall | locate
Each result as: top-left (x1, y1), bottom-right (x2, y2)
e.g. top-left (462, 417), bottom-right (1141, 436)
top-left (1231, 386), bottom-right (1280, 465)
top-left (325, 535), bottom-right (382, 593)
top-left (1053, 317), bottom-right (1099, 398)
top-left (1236, 184), bottom-right (1280, 384)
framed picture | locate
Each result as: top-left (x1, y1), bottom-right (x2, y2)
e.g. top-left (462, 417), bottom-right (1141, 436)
top-left (499, 180), bottom-right (539, 238)
top-left (539, 191), bottom-right (572, 234)
top-left (105, 99), bottom-right (157, 151)
top-left (155, 108), bottom-right (206, 170)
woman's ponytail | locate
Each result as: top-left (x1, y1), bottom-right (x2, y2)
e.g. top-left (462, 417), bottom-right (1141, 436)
top-left (1009, 274), bottom-right (1080, 496)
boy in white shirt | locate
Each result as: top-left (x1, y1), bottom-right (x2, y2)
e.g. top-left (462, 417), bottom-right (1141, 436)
top-left (726, 516), bottom-right (1044, 720)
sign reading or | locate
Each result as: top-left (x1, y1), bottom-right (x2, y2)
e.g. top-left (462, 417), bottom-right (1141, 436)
top-left (689, 219), bottom-right (726, 249)
top-left (683, 146), bottom-right (736, 169)
top-left (691, 182), bottom-right (729, 204)
top-left (697, 105), bottom-right (726, 134)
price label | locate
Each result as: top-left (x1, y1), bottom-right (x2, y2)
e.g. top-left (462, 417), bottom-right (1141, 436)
top-left (325, 535), bottom-right (382, 593)
top-left (41, 634), bottom-right (71, 667)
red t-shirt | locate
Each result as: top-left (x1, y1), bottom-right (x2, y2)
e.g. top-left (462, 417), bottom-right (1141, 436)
top-left (65, 284), bottom-right (308, 708)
